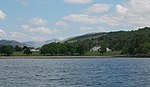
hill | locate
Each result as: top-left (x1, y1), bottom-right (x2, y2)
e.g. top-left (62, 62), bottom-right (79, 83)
top-left (23, 39), bottom-right (61, 47)
top-left (67, 32), bottom-right (107, 42)
top-left (65, 27), bottom-right (150, 55)
top-left (0, 40), bottom-right (27, 47)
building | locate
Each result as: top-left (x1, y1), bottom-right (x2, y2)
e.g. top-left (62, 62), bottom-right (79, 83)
top-left (90, 46), bottom-right (101, 52)
top-left (90, 46), bottom-right (112, 52)
top-left (106, 48), bottom-right (112, 52)
top-left (30, 49), bottom-right (40, 52)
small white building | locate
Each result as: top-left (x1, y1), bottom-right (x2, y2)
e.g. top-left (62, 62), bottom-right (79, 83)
top-left (90, 46), bottom-right (101, 52)
top-left (106, 48), bottom-right (112, 52)
top-left (30, 49), bottom-right (40, 52)
top-left (90, 46), bottom-right (112, 52)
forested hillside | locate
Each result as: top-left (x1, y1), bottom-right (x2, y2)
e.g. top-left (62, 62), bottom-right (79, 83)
top-left (67, 32), bottom-right (107, 42)
top-left (40, 27), bottom-right (150, 56)
top-left (66, 27), bottom-right (150, 55)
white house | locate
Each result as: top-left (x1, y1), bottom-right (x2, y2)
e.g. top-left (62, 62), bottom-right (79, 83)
top-left (90, 46), bottom-right (101, 52)
top-left (90, 46), bottom-right (112, 52)
top-left (30, 49), bottom-right (40, 52)
top-left (106, 48), bottom-right (112, 52)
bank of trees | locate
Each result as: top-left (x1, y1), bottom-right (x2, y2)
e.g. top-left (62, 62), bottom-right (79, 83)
top-left (40, 42), bottom-right (89, 55)
top-left (0, 45), bottom-right (33, 56)
top-left (0, 45), bottom-right (15, 56)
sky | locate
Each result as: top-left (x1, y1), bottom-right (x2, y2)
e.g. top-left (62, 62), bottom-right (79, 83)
top-left (0, 0), bottom-right (150, 42)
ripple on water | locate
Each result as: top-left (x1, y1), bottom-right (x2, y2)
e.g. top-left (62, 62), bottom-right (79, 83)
top-left (0, 58), bottom-right (150, 87)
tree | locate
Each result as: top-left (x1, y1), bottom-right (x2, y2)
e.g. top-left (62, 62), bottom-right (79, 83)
top-left (128, 46), bottom-right (135, 55)
top-left (22, 46), bottom-right (28, 50)
top-left (0, 45), bottom-right (2, 55)
top-left (76, 43), bottom-right (85, 55)
top-left (66, 43), bottom-right (76, 55)
top-left (59, 44), bottom-right (68, 55)
top-left (40, 44), bottom-right (49, 55)
top-left (23, 48), bottom-right (32, 55)
top-left (0, 45), bottom-right (15, 56)
top-left (98, 46), bottom-right (106, 55)
top-left (137, 42), bottom-right (150, 54)
top-left (15, 45), bottom-right (22, 52)
top-left (121, 47), bottom-right (128, 54)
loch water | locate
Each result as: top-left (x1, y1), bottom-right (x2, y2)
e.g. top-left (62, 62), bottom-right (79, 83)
top-left (0, 58), bottom-right (150, 87)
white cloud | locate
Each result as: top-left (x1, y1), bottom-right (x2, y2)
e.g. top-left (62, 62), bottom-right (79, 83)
top-left (0, 29), bottom-right (6, 37)
top-left (84, 4), bottom-right (112, 14)
top-left (64, 0), bottom-right (92, 4)
top-left (80, 26), bottom-right (94, 31)
top-left (64, 14), bottom-right (98, 24)
top-left (63, 14), bottom-right (121, 26)
top-left (0, 29), bottom-right (30, 41)
top-left (21, 25), bottom-right (31, 30)
top-left (58, 37), bottom-right (65, 41)
top-left (9, 32), bottom-right (30, 41)
top-left (0, 28), bottom-right (55, 42)
top-left (31, 27), bottom-right (58, 35)
top-left (55, 21), bottom-right (69, 29)
top-left (30, 17), bottom-right (47, 26)
top-left (22, 25), bottom-right (58, 35)
top-left (64, 0), bottom-right (150, 29)
top-left (8, 32), bottom-right (46, 42)
top-left (116, 4), bottom-right (128, 15)
top-left (98, 15), bottom-right (121, 26)
top-left (115, 0), bottom-right (150, 28)
top-left (0, 10), bottom-right (6, 20)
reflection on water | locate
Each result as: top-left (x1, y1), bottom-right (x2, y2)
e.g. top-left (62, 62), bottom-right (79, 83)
top-left (0, 58), bottom-right (150, 87)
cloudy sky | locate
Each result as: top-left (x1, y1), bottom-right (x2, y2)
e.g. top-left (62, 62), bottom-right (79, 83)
top-left (0, 0), bottom-right (149, 42)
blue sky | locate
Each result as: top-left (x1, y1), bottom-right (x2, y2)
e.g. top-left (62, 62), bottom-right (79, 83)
top-left (0, 0), bottom-right (149, 42)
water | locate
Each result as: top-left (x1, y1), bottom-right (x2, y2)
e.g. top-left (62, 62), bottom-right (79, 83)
top-left (0, 58), bottom-right (150, 87)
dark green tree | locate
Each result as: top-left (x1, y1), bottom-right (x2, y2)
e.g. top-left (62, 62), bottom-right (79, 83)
top-left (66, 43), bottom-right (76, 55)
top-left (76, 43), bottom-right (85, 55)
top-left (1, 45), bottom-right (15, 56)
top-left (59, 43), bottom-right (68, 55)
top-left (15, 45), bottom-right (22, 52)
top-left (40, 44), bottom-right (49, 55)
top-left (23, 48), bottom-right (32, 55)
top-left (98, 46), bottom-right (106, 55)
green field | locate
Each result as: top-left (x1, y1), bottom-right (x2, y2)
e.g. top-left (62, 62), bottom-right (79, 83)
top-left (12, 52), bottom-right (42, 56)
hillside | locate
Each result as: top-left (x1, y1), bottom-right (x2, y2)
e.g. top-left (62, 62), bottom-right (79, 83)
top-left (67, 32), bottom-right (107, 42)
top-left (0, 40), bottom-right (27, 47)
top-left (23, 39), bottom-right (61, 47)
top-left (66, 27), bottom-right (150, 55)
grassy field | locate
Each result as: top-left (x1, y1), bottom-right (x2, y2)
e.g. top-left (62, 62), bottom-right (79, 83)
top-left (12, 52), bottom-right (42, 56)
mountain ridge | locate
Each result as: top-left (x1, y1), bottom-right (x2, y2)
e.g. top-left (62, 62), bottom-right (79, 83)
top-left (0, 39), bottom-right (27, 47)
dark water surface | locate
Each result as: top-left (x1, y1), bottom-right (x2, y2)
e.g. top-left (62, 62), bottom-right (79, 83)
top-left (0, 58), bottom-right (150, 87)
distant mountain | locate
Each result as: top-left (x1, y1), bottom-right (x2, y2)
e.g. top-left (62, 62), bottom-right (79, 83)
top-left (0, 40), bottom-right (27, 47)
top-left (66, 32), bottom-right (107, 42)
top-left (23, 39), bottom-right (61, 47)
top-left (45, 39), bottom-right (61, 44)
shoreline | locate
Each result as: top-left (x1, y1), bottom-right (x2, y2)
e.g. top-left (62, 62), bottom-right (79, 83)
top-left (0, 55), bottom-right (150, 59)
top-left (0, 56), bottom-right (112, 59)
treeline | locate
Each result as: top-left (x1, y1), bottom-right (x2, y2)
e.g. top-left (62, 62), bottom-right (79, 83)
top-left (0, 45), bottom-right (33, 56)
top-left (40, 42), bottom-right (90, 55)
